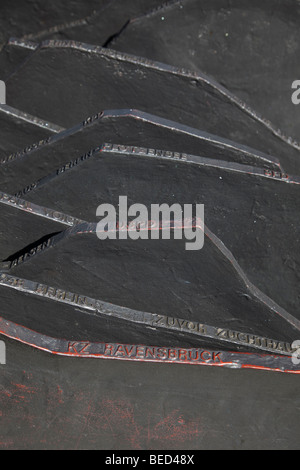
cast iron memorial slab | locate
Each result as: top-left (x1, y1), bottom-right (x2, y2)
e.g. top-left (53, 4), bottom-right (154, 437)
top-left (5, 40), bottom-right (300, 175)
top-left (1, 0), bottom-right (300, 452)
top-left (0, 144), bottom-right (299, 373)
top-left (11, 144), bottom-right (299, 321)
top-left (113, 0), bottom-right (300, 145)
top-left (0, 1), bottom-right (298, 375)
top-left (2, 218), bottom-right (299, 350)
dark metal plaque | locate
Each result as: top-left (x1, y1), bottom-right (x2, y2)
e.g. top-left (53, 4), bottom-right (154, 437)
top-left (0, 104), bottom-right (62, 164)
top-left (1, 0), bottom-right (300, 452)
top-left (8, 144), bottom-right (298, 321)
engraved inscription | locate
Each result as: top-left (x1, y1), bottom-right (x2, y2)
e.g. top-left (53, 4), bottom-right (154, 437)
top-left (264, 169), bottom-right (289, 180)
top-left (103, 343), bottom-right (222, 363)
top-left (15, 183), bottom-right (37, 198)
top-left (103, 143), bottom-right (188, 162)
top-left (0, 137), bottom-right (52, 164)
top-left (10, 238), bottom-right (52, 268)
top-left (216, 328), bottom-right (293, 353)
top-left (0, 190), bottom-right (82, 227)
top-left (0, 274), bottom-right (24, 288)
top-left (56, 147), bottom-right (101, 175)
top-left (83, 112), bottom-right (103, 127)
top-left (34, 283), bottom-right (96, 309)
top-left (68, 341), bottom-right (91, 355)
top-left (40, 207), bottom-right (81, 226)
top-left (0, 192), bottom-right (32, 210)
top-left (152, 315), bottom-right (207, 335)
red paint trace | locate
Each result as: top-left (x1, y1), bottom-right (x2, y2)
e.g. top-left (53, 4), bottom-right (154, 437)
top-left (0, 315), bottom-right (299, 374)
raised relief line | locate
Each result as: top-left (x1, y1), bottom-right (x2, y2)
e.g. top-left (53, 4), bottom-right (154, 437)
top-left (14, 146), bottom-right (102, 198)
top-left (12, 138), bottom-right (280, 212)
top-left (0, 273), bottom-right (295, 357)
top-left (38, 38), bottom-right (300, 151)
top-left (204, 226), bottom-right (300, 332)
top-left (126, 109), bottom-right (282, 169)
top-left (1, 194), bottom-right (298, 332)
top-left (0, 107), bottom-right (281, 169)
top-left (0, 104), bottom-right (64, 134)
top-left (0, 190), bottom-right (85, 227)
top-left (103, 144), bottom-right (296, 184)
top-left (2, 316), bottom-right (299, 372)
top-left (0, 121), bottom-right (78, 165)
top-left (18, 0), bottom-right (117, 42)
top-left (8, 38), bottom-right (39, 50)
top-left (131, 0), bottom-right (185, 22)
top-left (0, 223), bottom-right (92, 271)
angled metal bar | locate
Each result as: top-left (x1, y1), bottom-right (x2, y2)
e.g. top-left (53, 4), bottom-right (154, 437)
top-left (1, 214), bottom-right (300, 333)
top-left (0, 316), bottom-right (299, 374)
top-left (0, 272), bottom-right (296, 358)
top-left (0, 109), bottom-right (281, 170)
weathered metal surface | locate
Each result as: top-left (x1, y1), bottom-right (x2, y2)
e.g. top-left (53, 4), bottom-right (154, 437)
top-left (9, 145), bottom-right (298, 320)
top-left (0, 40), bottom-right (36, 79)
top-left (0, 112), bottom-right (284, 196)
top-left (1, 335), bottom-right (300, 450)
top-left (0, 0), bottom-right (110, 47)
top-left (6, 40), bottom-right (300, 174)
top-left (0, 0), bottom-right (300, 450)
top-left (0, 108), bottom-right (282, 189)
top-left (1, 216), bottom-right (299, 353)
top-left (113, 0), bottom-right (300, 145)
top-left (0, 273), bottom-right (296, 357)
top-left (0, 195), bottom-right (86, 271)
top-left (0, 0), bottom-right (165, 47)
top-left (0, 174), bottom-right (298, 359)
top-left (0, 138), bottom-right (298, 371)
top-left (1, 316), bottom-right (299, 373)
top-left (0, 105), bottom-right (62, 164)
